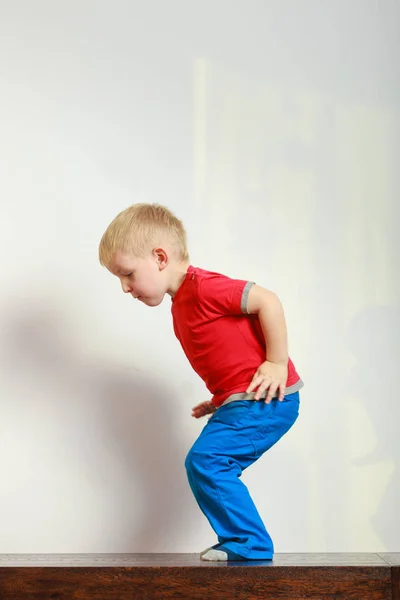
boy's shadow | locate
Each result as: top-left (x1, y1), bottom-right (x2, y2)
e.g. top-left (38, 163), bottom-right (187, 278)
top-left (2, 298), bottom-right (193, 551)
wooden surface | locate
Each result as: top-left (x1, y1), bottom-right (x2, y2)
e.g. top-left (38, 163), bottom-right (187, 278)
top-left (379, 554), bottom-right (400, 599)
top-left (380, 554), bottom-right (400, 566)
top-left (1, 552), bottom-right (397, 567)
top-left (0, 552), bottom-right (399, 600)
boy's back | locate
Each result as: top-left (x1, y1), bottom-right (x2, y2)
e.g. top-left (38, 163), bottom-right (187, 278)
top-left (172, 265), bottom-right (303, 408)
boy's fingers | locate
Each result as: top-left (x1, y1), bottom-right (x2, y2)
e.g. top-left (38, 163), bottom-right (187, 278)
top-left (254, 376), bottom-right (273, 400)
top-left (254, 381), bottom-right (269, 400)
top-left (192, 402), bottom-right (208, 410)
top-left (246, 374), bottom-right (263, 393)
top-left (192, 401), bottom-right (216, 418)
top-left (265, 383), bottom-right (278, 404)
top-left (192, 403), bottom-right (214, 417)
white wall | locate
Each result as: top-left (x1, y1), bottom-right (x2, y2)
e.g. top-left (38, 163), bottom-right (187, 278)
top-left (0, 0), bottom-right (399, 553)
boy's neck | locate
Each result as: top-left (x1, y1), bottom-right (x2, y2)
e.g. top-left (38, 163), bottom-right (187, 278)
top-left (167, 261), bottom-right (191, 297)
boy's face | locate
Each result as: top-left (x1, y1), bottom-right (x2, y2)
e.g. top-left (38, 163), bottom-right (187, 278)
top-left (108, 250), bottom-right (168, 307)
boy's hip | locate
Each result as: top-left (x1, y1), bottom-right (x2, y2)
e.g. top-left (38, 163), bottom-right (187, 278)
top-left (207, 391), bottom-right (300, 430)
top-left (195, 392), bottom-right (300, 462)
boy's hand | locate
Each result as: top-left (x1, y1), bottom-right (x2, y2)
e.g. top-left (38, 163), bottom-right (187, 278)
top-left (246, 361), bottom-right (288, 403)
top-left (191, 400), bottom-right (216, 419)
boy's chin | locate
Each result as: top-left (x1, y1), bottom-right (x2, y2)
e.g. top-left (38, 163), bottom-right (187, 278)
top-left (141, 295), bottom-right (164, 307)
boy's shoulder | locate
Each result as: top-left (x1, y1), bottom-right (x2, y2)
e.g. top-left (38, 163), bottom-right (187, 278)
top-left (182, 266), bottom-right (253, 315)
top-left (189, 266), bottom-right (248, 294)
top-left (191, 265), bottom-right (244, 283)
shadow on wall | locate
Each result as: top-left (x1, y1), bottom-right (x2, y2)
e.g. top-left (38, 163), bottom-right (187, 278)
top-left (348, 304), bottom-right (400, 550)
top-left (1, 297), bottom-right (194, 552)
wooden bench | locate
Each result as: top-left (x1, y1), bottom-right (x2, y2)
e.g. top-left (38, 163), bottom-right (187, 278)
top-left (1, 552), bottom-right (399, 599)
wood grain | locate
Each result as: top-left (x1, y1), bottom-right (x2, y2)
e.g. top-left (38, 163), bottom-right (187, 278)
top-left (0, 553), bottom-right (398, 600)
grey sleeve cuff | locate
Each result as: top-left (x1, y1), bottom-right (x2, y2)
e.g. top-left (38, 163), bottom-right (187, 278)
top-left (241, 281), bottom-right (255, 314)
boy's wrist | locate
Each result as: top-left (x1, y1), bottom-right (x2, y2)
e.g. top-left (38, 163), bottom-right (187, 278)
top-left (265, 358), bottom-right (288, 366)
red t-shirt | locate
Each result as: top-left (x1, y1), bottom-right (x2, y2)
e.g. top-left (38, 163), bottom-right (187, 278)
top-left (171, 266), bottom-right (303, 408)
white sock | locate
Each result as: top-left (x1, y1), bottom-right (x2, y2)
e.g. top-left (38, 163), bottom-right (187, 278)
top-left (200, 543), bottom-right (221, 557)
top-left (201, 549), bottom-right (228, 561)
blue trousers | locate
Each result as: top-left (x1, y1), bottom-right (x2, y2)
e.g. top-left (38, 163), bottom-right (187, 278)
top-left (185, 391), bottom-right (300, 559)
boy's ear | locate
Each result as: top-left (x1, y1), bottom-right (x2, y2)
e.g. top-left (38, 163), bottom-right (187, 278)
top-left (153, 247), bottom-right (168, 270)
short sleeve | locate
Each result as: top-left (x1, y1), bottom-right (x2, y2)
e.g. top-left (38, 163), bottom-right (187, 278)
top-left (199, 273), bottom-right (255, 315)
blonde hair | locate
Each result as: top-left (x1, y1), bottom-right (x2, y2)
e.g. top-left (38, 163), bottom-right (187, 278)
top-left (98, 203), bottom-right (189, 267)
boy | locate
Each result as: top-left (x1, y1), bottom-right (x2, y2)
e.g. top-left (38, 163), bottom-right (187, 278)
top-left (99, 203), bottom-right (303, 561)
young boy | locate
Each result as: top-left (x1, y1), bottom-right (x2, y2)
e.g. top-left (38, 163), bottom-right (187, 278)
top-left (99, 203), bottom-right (303, 561)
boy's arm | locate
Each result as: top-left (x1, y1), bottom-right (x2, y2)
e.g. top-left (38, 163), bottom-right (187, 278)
top-left (245, 284), bottom-right (289, 403)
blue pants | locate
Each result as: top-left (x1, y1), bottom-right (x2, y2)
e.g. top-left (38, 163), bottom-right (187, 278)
top-left (185, 391), bottom-right (300, 559)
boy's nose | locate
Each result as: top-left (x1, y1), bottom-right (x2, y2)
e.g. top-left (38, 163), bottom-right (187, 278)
top-left (121, 280), bottom-right (132, 293)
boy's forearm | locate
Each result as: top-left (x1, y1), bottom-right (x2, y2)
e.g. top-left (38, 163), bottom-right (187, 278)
top-left (258, 294), bottom-right (288, 365)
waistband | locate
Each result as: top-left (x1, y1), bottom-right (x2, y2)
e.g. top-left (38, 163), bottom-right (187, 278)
top-left (219, 379), bottom-right (304, 408)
